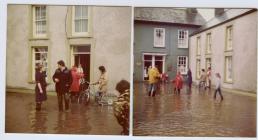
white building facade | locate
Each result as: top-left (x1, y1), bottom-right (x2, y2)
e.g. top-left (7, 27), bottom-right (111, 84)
top-left (189, 9), bottom-right (257, 93)
top-left (6, 5), bottom-right (131, 94)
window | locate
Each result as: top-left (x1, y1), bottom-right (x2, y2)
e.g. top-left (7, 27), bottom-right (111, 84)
top-left (178, 30), bottom-right (188, 48)
top-left (206, 33), bottom-right (212, 54)
top-left (154, 28), bottom-right (165, 47)
top-left (196, 59), bottom-right (201, 79)
top-left (177, 56), bottom-right (188, 75)
top-left (32, 5), bottom-right (47, 38)
top-left (226, 26), bottom-right (233, 51)
top-left (225, 56), bottom-right (233, 82)
top-left (196, 36), bottom-right (201, 55)
top-left (32, 47), bottom-right (48, 81)
top-left (72, 6), bottom-right (89, 36)
top-left (205, 58), bottom-right (211, 70)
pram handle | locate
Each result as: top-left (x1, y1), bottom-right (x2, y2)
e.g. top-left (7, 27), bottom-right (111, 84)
top-left (80, 80), bottom-right (94, 85)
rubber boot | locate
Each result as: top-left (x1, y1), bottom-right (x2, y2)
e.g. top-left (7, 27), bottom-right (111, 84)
top-left (36, 103), bottom-right (41, 111)
top-left (152, 91), bottom-right (156, 97)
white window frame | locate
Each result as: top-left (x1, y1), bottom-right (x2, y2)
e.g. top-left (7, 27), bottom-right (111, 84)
top-left (32, 5), bottom-right (47, 38)
top-left (178, 30), bottom-right (188, 48)
top-left (225, 56), bottom-right (233, 83)
top-left (205, 58), bottom-right (211, 70)
top-left (32, 47), bottom-right (48, 81)
top-left (226, 26), bottom-right (233, 51)
top-left (70, 46), bottom-right (91, 67)
top-left (142, 53), bottom-right (166, 80)
top-left (154, 28), bottom-right (165, 47)
top-left (72, 6), bottom-right (89, 36)
top-left (196, 36), bottom-right (201, 55)
top-left (177, 56), bottom-right (188, 75)
top-left (196, 59), bottom-right (201, 79)
top-left (206, 33), bottom-right (212, 54)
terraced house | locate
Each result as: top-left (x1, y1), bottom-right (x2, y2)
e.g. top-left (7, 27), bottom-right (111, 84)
top-left (189, 9), bottom-right (257, 93)
top-left (133, 8), bottom-right (205, 81)
top-left (6, 5), bottom-right (131, 94)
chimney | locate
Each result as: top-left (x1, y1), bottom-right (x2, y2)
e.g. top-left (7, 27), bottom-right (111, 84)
top-left (186, 8), bottom-right (197, 14)
top-left (215, 8), bottom-right (224, 17)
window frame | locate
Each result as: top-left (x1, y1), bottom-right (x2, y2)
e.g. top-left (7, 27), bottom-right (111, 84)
top-left (205, 57), bottom-right (211, 70)
top-left (72, 6), bottom-right (90, 37)
top-left (224, 55), bottom-right (233, 83)
top-left (206, 33), bottom-right (212, 54)
top-left (178, 30), bottom-right (189, 48)
top-left (196, 36), bottom-right (201, 56)
top-left (31, 46), bottom-right (49, 82)
top-left (32, 5), bottom-right (47, 38)
top-left (177, 56), bottom-right (188, 75)
top-left (196, 59), bottom-right (201, 80)
top-left (153, 28), bottom-right (165, 48)
top-left (225, 25), bottom-right (233, 51)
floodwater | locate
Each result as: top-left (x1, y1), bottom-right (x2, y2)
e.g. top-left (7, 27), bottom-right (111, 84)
top-left (133, 82), bottom-right (256, 137)
top-left (5, 92), bottom-right (123, 135)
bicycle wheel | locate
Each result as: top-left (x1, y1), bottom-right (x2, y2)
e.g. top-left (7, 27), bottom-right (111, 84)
top-left (78, 91), bottom-right (90, 105)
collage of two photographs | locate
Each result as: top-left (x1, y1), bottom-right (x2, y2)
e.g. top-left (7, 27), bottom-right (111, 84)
top-left (5, 4), bottom-right (257, 137)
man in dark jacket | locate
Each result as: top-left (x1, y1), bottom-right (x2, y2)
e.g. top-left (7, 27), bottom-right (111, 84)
top-left (52, 60), bottom-right (72, 111)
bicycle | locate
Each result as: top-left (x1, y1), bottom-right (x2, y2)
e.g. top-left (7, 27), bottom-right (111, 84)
top-left (78, 81), bottom-right (112, 106)
top-left (98, 92), bottom-right (117, 106)
top-left (78, 81), bottom-right (95, 105)
top-left (198, 80), bottom-right (206, 90)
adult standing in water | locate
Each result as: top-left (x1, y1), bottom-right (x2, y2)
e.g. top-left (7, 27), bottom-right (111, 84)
top-left (93, 66), bottom-right (108, 102)
top-left (52, 60), bottom-right (73, 111)
top-left (35, 63), bottom-right (47, 111)
top-left (148, 66), bottom-right (160, 97)
top-left (187, 68), bottom-right (192, 93)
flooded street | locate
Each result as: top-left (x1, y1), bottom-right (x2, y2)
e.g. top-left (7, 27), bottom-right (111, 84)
top-left (5, 92), bottom-right (122, 135)
top-left (133, 82), bottom-right (256, 137)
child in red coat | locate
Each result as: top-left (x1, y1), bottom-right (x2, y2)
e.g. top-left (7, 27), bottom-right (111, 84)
top-left (171, 72), bottom-right (183, 94)
top-left (70, 66), bottom-right (84, 102)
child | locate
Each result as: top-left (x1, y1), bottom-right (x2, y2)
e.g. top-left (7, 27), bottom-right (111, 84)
top-left (214, 73), bottom-right (223, 100)
top-left (172, 72), bottom-right (183, 94)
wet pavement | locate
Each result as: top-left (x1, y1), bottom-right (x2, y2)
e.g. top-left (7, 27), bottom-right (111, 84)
top-left (133, 82), bottom-right (257, 137)
top-left (5, 92), bottom-right (123, 135)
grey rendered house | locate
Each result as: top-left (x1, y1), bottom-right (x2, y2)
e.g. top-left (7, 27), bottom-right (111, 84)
top-left (6, 5), bottom-right (131, 94)
top-left (134, 8), bottom-right (205, 81)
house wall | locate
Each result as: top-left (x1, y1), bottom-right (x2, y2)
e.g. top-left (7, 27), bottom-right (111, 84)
top-left (6, 5), bottom-right (131, 95)
top-left (189, 11), bottom-right (257, 93)
top-left (134, 22), bottom-right (198, 81)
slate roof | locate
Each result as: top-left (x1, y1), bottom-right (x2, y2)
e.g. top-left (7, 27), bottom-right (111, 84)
top-left (134, 7), bottom-right (206, 26)
top-left (191, 8), bottom-right (257, 36)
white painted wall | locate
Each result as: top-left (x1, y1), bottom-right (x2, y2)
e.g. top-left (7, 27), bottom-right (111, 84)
top-left (189, 11), bottom-right (257, 93)
top-left (6, 5), bottom-right (131, 95)
top-left (92, 7), bottom-right (131, 95)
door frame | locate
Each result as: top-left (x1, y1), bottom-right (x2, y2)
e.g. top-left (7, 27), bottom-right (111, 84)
top-left (142, 52), bottom-right (166, 81)
top-left (70, 44), bottom-right (92, 82)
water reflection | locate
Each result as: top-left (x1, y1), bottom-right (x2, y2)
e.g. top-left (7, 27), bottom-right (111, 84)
top-left (133, 82), bottom-right (256, 137)
top-left (29, 109), bottom-right (48, 133)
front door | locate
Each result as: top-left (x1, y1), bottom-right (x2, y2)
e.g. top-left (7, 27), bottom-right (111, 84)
top-left (142, 54), bottom-right (165, 81)
top-left (72, 45), bottom-right (91, 82)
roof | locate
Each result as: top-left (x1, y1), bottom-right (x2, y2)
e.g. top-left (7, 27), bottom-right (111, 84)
top-left (134, 8), bottom-right (206, 26)
top-left (190, 9), bottom-right (257, 36)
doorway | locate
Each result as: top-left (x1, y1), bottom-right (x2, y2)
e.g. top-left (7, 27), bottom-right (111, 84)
top-left (142, 53), bottom-right (165, 81)
top-left (71, 45), bottom-right (91, 82)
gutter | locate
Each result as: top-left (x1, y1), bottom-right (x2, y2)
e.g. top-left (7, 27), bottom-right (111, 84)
top-left (134, 20), bottom-right (202, 28)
